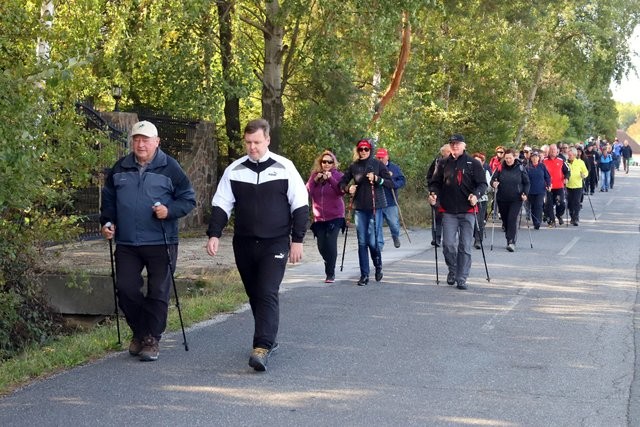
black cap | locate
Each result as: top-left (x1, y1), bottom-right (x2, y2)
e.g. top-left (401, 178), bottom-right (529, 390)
top-left (448, 133), bottom-right (465, 143)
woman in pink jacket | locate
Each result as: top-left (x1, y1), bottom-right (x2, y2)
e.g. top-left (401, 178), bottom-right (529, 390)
top-left (307, 150), bottom-right (345, 283)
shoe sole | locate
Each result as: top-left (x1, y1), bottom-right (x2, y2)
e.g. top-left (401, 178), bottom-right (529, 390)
top-left (139, 353), bottom-right (158, 362)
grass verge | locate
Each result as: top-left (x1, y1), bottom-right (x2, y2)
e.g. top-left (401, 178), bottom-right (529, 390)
top-left (0, 269), bottom-right (246, 396)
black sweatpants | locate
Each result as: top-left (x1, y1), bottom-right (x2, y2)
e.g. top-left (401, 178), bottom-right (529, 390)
top-left (233, 235), bottom-right (289, 350)
top-left (115, 244), bottom-right (176, 341)
top-left (497, 200), bottom-right (523, 244)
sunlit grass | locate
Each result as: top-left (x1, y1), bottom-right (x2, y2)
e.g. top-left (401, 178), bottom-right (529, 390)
top-left (0, 269), bottom-right (246, 396)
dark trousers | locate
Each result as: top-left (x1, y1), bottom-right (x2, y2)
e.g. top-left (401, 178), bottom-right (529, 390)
top-left (233, 235), bottom-right (289, 350)
top-left (544, 189), bottom-right (566, 222)
top-left (497, 200), bottom-right (523, 244)
top-left (567, 187), bottom-right (583, 222)
top-left (313, 220), bottom-right (341, 277)
top-left (474, 200), bottom-right (487, 241)
top-left (528, 193), bottom-right (545, 227)
top-left (115, 244), bottom-right (176, 341)
top-left (586, 169), bottom-right (598, 193)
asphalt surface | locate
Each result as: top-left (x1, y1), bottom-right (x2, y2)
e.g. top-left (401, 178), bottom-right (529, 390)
top-left (1, 168), bottom-right (639, 427)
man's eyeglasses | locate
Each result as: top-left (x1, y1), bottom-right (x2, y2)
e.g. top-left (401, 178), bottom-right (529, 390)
top-left (357, 147), bottom-right (370, 152)
top-left (321, 160), bottom-right (334, 164)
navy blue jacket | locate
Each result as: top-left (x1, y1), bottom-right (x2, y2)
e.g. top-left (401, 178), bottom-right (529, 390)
top-left (526, 162), bottom-right (551, 195)
top-left (381, 161), bottom-right (406, 207)
top-left (100, 149), bottom-right (196, 246)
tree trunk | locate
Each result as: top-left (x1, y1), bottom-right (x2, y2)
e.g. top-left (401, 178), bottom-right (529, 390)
top-left (514, 58), bottom-right (545, 147)
top-left (262, 0), bottom-right (285, 153)
top-left (217, 1), bottom-right (242, 164)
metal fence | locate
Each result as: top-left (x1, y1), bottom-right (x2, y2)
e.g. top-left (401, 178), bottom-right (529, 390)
top-left (73, 106), bottom-right (199, 240)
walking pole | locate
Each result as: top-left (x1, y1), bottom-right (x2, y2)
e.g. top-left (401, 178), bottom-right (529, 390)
top-left (340, 197), bottom-right (352, 272)
top-left (391, 190), bottom-right (411, 243)
top-left (473, 208), bottom-right (490, 282)
top-left (523, 204), bottom-right (533, 248)
top-left (155, 203), bottom-right (189, 351)
top-left (490, 189), bottom-right (498, 251)
top-left (105, 222), bottom-right (121, 345)
top-left (431, 205), bottom-right (439, 285)
top-left (564, 188), bottom-right (569, 228)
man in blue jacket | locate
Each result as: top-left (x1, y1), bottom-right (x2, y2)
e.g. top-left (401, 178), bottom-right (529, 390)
top-left (101, 120), bottom-right (196, 362)
top-left (375, 148), bottom-right (406, 249)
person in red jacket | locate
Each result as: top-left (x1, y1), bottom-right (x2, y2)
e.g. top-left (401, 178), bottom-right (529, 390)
top-left (542, 144), bottom-right (570, 227)
top-left (489, 146), bottom-right (505, 174)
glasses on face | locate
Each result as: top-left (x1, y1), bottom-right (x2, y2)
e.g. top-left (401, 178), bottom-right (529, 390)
top-left (562, 146), bottom-right (569, 150)
top-left (321, 159), bottom-right (334, 164)
top-left (357, 147), bottom-right (370, 152)
top-left (496, 151), bottom-right (504, 154)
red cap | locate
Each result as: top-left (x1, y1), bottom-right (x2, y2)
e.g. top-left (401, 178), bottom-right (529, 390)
top-left (357, 139), bottom-right (372, 149)
top-left (376, 148), bottom-right (388, 158)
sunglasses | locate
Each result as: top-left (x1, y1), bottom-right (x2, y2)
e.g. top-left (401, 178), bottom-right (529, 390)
top-left (496, 151), bottom-right (504, 154)
top-left (321, 159), bottom-right (334, 164)
top-left (357, 147), bottom-right (370, 152)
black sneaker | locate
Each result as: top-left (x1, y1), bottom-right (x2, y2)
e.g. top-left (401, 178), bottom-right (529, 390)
top-left (325, 275), bottom-right (335, 283)
top-left (249, 343), bottom-right (279, 372)
top-left (456, 281), bottom-right (468, 290)
top-left (557, 216), bottom-right (564, 225)
top-left (374, 267), bottom-right (383, 282)
top-left (357, 275), bottom-right (369, 286)
top-left (473, 239), bottom-right (481, 249)
top-left (139, 336), bottom-right (159, 362)
top-left (392, 235), bottom-right (401, 248)
top-left (447, 271), bottom-right (455, 286)
top-left (430, 240), bottom-right (440, 247)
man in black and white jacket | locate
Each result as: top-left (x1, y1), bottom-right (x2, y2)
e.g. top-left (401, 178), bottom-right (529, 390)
top-left (206, 118), bottom-right (308, 372)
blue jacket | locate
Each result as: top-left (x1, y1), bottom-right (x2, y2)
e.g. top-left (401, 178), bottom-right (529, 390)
top-left (100, 149), bottom-right (196, 246)
top-left (526, 162), bottom-right (551, 195)
top-left (382, 161), bottom-right (406, 207)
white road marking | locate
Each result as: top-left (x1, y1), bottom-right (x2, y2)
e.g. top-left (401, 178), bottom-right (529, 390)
top-left (482, 285), bottom-right (532, 331)
top-left (558, 236), bottom-right (580, 256)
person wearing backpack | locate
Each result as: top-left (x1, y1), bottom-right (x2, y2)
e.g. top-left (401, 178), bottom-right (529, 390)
top-left (490, 149), bottom-right (530, 252)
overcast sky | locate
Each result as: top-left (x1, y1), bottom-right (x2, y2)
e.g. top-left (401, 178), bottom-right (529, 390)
top-left (610, 26), bottom-right (640, 105)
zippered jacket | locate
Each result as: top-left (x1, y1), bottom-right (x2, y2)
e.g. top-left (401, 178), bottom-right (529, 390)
top-left (491, 160), bottom-right (530, 202)
top-left (207, 151), bottom-right (309, 243)
top-left (339, 157), bottom-right (393, 211)
top-left (307, 168), bottom-right (345, 222)
top-left (100, 149), bottom-right (196, 246)
top-left (428, 152), bottom-right (488, 214)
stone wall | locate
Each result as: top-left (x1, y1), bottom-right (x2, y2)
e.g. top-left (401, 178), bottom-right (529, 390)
top-left (180, 121), bottom-right (217, 229)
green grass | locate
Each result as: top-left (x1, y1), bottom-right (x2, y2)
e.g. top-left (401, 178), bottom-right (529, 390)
top-left (0, 270), bottom-right (247, 396)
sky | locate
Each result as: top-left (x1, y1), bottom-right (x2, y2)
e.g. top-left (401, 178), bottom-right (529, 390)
top-left (610, 26), bottom-right (640, 105)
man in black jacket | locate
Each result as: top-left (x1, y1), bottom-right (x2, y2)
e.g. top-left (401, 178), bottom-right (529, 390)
top-left (206, 118), bottom-right (308, 372)
top-left (428, 134), bottom-right (488, 290)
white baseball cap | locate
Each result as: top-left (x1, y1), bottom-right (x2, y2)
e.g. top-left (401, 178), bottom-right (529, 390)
top-left (131, 121), bottom-right (158, 137)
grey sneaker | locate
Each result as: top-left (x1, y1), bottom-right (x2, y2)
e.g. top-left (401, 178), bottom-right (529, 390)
top-left (392, 235), bottom-right (401, 248)
top-left (249, 343), bottom-right (279, 372)
top-left (128, 337), bottom-right (143, 356)
top-left (456, 281), bottom-right (468, 290)
top-left (139, 336), bottom-right (159, 362)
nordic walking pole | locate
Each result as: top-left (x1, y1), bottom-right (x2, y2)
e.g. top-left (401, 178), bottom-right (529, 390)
top-left (490, 188), bottom-right (498, 251)
top-left (106, 222), bottom-right (121, 345)
top-left (524, 204), bottom-right (533, 248)
top-left (340, 197), bottom-right (352, 272)
top-left (431, 205), bottom-right (439, 285)
top-left (155, 203), bottom-right (188, 351)
top-left (339, 223), bottom-right (348, 272)
top-left (391, 189), bottom-right (411, 243)
top-left (473, 208), bottom-right (490, 282)
top-left (369, 177), bottom-right (380, 268)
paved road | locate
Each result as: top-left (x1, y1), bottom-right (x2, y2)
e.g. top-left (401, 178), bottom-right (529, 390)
top-left (1, 168), bottom-right (639, 426)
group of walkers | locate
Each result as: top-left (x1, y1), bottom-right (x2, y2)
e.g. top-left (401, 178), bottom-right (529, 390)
top-left (99, 117), bottom-right (632, 372)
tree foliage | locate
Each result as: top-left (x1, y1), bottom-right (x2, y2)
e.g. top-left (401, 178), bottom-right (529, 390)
top-left (0, 0), bottom-right (639, 357)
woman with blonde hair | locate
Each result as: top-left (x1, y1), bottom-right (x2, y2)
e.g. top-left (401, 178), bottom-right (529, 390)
top-left (306, 150), bottom-right (345, 283)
